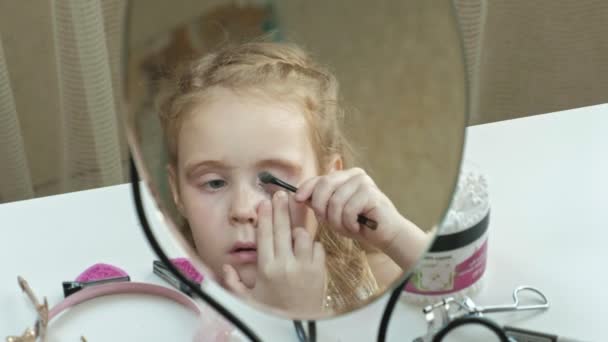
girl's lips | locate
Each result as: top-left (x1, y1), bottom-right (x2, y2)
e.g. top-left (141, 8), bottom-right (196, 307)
top-left (230, 250), bottom-right (258, 263)
top-left (229, 242), bottom-right (257, 263)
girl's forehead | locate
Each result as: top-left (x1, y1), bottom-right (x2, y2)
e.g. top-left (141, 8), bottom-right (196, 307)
top-left (185, 87), bottom-right (309, 130)
top-left (177, 91), bottom-right (317, 171)
top-left (183, 96), bottom-right (309, 141)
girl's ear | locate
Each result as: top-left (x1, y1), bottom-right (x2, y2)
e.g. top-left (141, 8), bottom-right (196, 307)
top-left (327, 154), bottom-right (344, 173)
top-left (167, 164), bottom-right (186, 216)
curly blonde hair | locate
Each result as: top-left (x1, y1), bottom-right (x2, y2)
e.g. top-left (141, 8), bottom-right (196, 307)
top-left (157, 41), bottom-right (378, 312)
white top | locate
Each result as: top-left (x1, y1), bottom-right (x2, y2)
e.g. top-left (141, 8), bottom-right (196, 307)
top-left (1, 103), bottom-right (606, 341)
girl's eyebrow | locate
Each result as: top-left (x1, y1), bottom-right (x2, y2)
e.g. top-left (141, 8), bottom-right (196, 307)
top-left (184, 160), bottom-right (233, 180)
top-left (184, 158), bottom-right (302, 180)
top-left (256, 158), bottom-right (302, 176)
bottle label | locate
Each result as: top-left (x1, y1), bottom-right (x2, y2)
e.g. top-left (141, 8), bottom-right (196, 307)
top-left (404, 237), bottom-right (487, 295)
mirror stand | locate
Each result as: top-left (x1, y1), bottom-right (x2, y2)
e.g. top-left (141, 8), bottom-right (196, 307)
top-left (130, 157), bottom-right (262, 342)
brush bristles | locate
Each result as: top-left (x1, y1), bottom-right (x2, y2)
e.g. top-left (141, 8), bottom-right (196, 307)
top-left (258, 171), bottom-right (276, 184)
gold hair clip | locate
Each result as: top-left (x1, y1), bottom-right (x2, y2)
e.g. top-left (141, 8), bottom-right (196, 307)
top-left (6, 276), bottom-right (86, 342)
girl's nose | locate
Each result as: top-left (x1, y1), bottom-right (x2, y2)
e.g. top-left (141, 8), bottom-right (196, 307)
top-left (229, 184), bottom-right (265, 226)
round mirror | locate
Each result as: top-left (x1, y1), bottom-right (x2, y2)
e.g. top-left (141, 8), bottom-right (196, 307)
top-left (125, 0), bottom-right (467, 319)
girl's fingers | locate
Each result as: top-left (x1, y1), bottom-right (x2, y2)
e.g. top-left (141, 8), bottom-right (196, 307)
top-left (309, 168), bottom-right (364, 221)
top-left (295, 168), bottom-right (365, 203)
top-left (292, 227), bottom-right (313, 261)
top-left (256, 199), bottom-right (274, 265)
top-left (223, 264), bottom-right (250, 298)
top-left (312, 241), bottom-right (326, 265)
top-left (327, 176), bottom-right (365, 233)
top-left (273, 191), bottom-right (293, 259)
top-left (309, 177), bottom-right (334, 221)
top-left (294, 176), bottom-right (320, 202)
top-left (343, 187), bottom-right (374, 233)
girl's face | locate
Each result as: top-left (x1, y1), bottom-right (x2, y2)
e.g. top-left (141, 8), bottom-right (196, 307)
top-left (169, 87), bottom-right (321, 289)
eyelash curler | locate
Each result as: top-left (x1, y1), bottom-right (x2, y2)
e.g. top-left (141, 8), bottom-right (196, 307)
top-left (414, 286), bottom-right (550, 342)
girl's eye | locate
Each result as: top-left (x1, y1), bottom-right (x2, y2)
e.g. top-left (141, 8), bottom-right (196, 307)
top-left (204, 179), bottom-right (226, 190)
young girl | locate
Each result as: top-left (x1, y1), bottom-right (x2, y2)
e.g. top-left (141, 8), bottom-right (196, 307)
top-left (157, 41), bottom-right (430, 317)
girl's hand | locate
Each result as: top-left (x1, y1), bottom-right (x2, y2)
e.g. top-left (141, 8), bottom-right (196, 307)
top-left (223, 191), bottom-right (326, 317)
top-left (294, 168), bottom-right (429, 269)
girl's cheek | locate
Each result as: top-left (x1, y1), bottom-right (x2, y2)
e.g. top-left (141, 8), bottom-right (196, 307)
top-left (184, 188), bottom-right (222, 211)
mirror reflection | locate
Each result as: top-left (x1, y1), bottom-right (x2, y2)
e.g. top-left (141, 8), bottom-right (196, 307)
top-left (126, 0), bottom-right (466, 318)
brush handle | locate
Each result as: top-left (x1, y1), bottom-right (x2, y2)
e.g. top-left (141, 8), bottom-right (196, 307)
top-left (271, 177), bottom-right (378, 230)
top-left (272, 178), bottom-right (298, 193)
top-left (357, 215), bottom-right (378, 230)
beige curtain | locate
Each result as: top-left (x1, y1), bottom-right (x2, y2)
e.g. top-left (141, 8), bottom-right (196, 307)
top-left (455, 0), bottom-right (608, 124)
top-left (0, 0), bottom-right (127, 203)
top-left (2, 0), bottom-right (608, 203)
top-left (0, 33), bottom-right (34, 201)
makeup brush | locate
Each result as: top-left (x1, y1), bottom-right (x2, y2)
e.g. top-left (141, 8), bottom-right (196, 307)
top-left (258, 171), bottom-right (378, 230)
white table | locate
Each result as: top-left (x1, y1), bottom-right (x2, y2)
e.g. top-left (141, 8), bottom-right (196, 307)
top-left (1, 104), bottom-right (606, 341)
